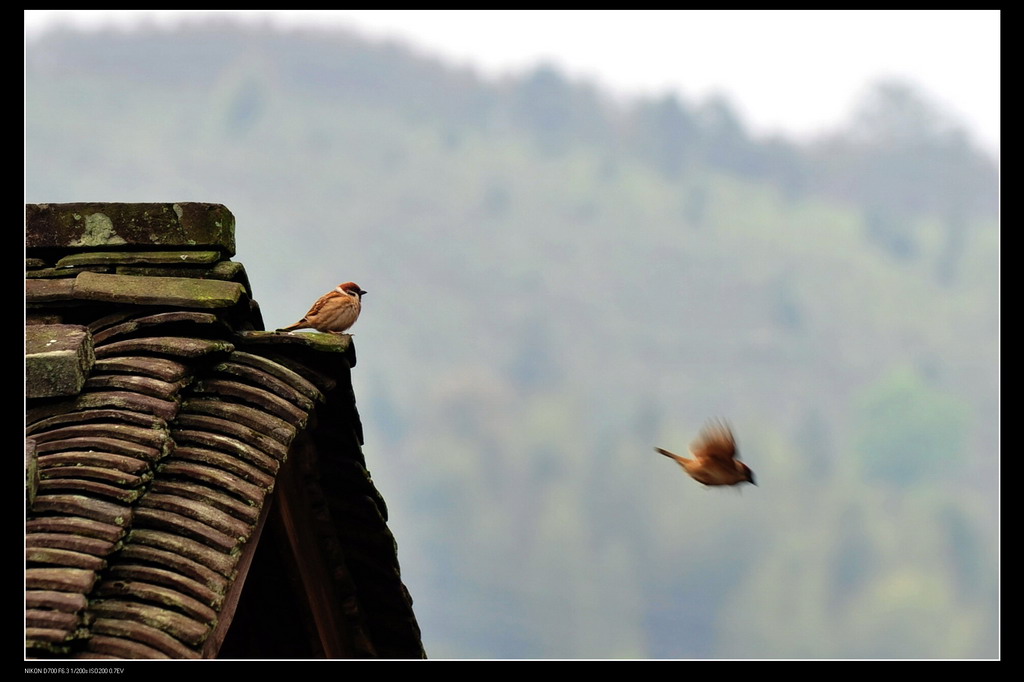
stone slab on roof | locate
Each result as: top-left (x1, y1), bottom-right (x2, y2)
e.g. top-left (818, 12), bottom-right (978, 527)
top-left (73, 272), bottom-right (245, 308)
top-left (26, 203), bottom-right (236, 257)
top-left (236, 330), bottom-right (353, 353)
top-left (26, 279), bottom-right (77, 305)
top-left (27, 273), bottom-right (246, 309)
top-left (26, 325), bottom-right (95, 399)
top-left (55, 251), bottom-right (222, 268)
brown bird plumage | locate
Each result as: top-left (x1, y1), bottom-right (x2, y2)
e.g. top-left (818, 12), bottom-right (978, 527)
top-left (655, 419), bottom-right (755, 487)
top-left (278, 281), bottom-right (367, 334)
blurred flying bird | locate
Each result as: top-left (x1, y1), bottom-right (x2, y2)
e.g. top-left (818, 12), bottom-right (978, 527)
top-left (278, 281), bottom-right (367, 334)
top-left (655, 419), bottom-right (755, 487)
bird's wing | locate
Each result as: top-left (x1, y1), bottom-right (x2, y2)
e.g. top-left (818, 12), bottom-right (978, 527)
top-left (690, 419), bottom-right (737, 464)
top-left (305, 293), bottom-right (332, 317)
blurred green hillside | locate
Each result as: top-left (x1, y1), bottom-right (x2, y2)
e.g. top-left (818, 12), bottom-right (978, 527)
top-left (25, 22), bottom-right (998, 658)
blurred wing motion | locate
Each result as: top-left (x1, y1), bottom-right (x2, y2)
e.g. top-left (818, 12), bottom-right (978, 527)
top-left (690, 418), bottom-right (737, 464)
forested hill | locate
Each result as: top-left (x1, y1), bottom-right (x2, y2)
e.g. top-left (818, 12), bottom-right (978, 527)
top-left (26, 22), bottom-right (999, 659)
top-left (28, 22), bottom-right (995, 224)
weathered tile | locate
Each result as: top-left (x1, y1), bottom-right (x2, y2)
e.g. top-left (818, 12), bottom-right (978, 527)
top-left (138, 493), bottom-right (250, 540)
top-left (114, 545), bottom-right (229, 595)
top-left (36, 436), bottom-right (163, 462)
top-left (171, 429), bottom-right (280, 475)
top-left (236, 329), bottom-right (357, 369)
top-left (56, 250), bottom-right (222, 268)
top-left (30, 494), bottom-right (132, 527)
top-left (28, 266), bottom-right (112, 278)
top-left (93, 581), bottom-right (217, 624)
top-left (26, 627), bottom-right (75, 646)
top-left (189, 378), bottom-right (308, 426)
top-left (133, 506), bottom-right (240, 553)
top-left (172, 413), bottom-right (289, 461)
top-left (237, 329), bottom-right (352, 352)
top-left (59, 391), bottom-right (180, 421)
top-left (87, 600), bottom-right (210, 646)
top-left (84, 375), bottom-right (186, 401)
top-left (25, 590), bottom-right (88, 613)
top-left (27, 438), bottom-right (39, 507)
top-left (148, 480), bottom-right (260, 525)
top-left (85, 634), bottom-right (174, 659)
top-left (39, 452), bottom-right (152, 477)
top-left (156, 460), bottom-right (267, 506)
top-left (73, 272), bottom-right (244, 309)
top-left (26, 545), bottom-right (107, 570)
top-left (90, 619), bottom-right (200, 659)
top-left (228, 351), bottom-right (324, 402)
top-left (26, 609), bottom-right (81, 631)
top-left (26, 533), bottom-right (118, 557)
top-left (104, 565), bottom-right (223, 610)
top-left (92, 356), bottom-right (191, 382)
top-left (25, 567), bottom-right (98, 593)
top-left (94, 336), bottom-right (234, 360)
top-left (30, 422), bottom-right (172, 451)
top-left (169, 447), bottom-right (275, 490)
top-left (113, 260), bottom-right (246, 286)
top-left (213, 362), bottom-right (315, 411)
top-left (25, 517), bottom-right (126, 543)
top-left (38, 464), bottom-right (147, 489)
top-left (37, 477), bottom-right (142, 504)
top-left (26, 405), bottom-right (170, 432)
top-left (26, 278), bottom-right (76, 303)
top-left (179, 398), bottom-right (297, 446)
top-left (126, 529), bottom-right (239, 577)
top-left (92, 311), bottom-right (223, 345)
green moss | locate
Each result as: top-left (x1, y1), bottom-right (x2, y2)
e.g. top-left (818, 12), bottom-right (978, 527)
top-left (73, 212), bottom-right (126, 247)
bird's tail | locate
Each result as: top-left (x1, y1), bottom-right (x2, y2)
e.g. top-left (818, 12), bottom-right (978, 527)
top-left (276, 320), bottom-right (306, 332)
top-left (654, 447), bottom-right (689, 464)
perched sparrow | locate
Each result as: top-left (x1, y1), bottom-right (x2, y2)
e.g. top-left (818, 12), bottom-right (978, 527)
top-left (278, 281), bottom-right (367, 335)
top-left (655, 419), bottom-right (755, 487)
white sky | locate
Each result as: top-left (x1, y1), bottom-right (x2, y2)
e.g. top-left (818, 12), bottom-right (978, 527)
top-left (25, 10), bottom-right (1000, 155)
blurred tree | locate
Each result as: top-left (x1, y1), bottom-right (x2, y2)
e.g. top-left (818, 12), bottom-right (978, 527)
top-left (696, 95), bottom-right (755, 175)
top-left (849, 81), bottom-right (947, 146)
top-left (812, 80), bottom-right (997, 228)
top-left (852, 367), bottom-right (971, 487)
top-left (863, 204), bottom-right (917, 261)
top-left (510, 63), bottom-right (613, 156)
top-left (631, 94), bottom-right (699, 179)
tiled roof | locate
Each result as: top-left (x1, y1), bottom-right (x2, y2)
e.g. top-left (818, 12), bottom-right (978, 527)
top-left (25, 203), bottom-right (424, 659)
